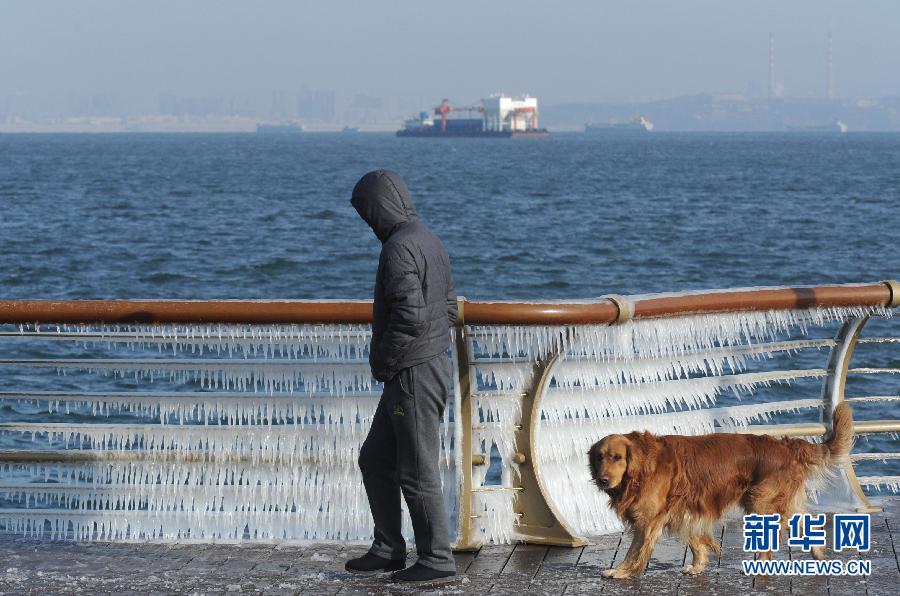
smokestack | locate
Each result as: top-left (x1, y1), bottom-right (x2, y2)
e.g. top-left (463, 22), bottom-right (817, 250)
top-left (826, 30), bottom-right (834, 100)
top-left (768, 34), bottom-right (776, 100)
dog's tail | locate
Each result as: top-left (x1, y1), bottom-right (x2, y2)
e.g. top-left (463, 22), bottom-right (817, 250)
top-left (820, 402), bottom-right (854, 465)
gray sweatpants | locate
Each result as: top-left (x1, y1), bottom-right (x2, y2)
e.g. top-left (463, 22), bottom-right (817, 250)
top-left (358, 354), bottom-right (456, 572)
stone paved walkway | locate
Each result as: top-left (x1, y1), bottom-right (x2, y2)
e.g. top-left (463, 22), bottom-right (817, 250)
top-left (1, 501), bottom-right (897, 595)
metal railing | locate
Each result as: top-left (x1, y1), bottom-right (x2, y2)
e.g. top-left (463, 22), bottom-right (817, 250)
top-left (0, 280), bottom-right (897, 547)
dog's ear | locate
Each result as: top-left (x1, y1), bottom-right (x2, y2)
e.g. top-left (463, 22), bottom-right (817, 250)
top-left (623, 434), bottom-right (642, 479)
top-left (587, 440), bottom-right (601, 477)
top-left (624, 431), bottom-right (655, 481)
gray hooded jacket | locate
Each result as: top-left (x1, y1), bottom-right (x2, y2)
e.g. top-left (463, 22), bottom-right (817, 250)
top-left (351, 170), bottom-right (458, 382)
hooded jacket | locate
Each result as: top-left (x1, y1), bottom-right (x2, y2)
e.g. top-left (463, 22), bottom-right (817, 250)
top-left (351, 170), bottom-right (458, 382)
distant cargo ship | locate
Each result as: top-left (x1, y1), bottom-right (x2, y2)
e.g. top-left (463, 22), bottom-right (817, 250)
top-left (585, 115), bottom-right (654, 134)
top-left (786, 119), bottom-right (848, 133)
top-left (256, 123), bottom-right (304, 134)
top-left (397, 95), bottom-right (548, 138)
top-left (341, 126), bottom-right (361, 134)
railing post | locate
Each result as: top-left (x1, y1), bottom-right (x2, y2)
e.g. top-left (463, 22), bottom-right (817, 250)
top-left (513, 341), bottom-right (588, 547)
top-left (451, 297), bottom-right (481, 551)
top-left (451, 311), bottom-right (587, 549)
top-left (819, 316), bottom-right (880, 513)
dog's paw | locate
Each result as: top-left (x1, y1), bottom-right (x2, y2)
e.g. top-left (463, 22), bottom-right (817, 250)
top-left (602, 567), bottom-right (633, 579)
top-left (681, 564), bottom-right (706, 576)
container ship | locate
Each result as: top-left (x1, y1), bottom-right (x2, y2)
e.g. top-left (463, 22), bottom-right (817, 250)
top-left (256, 122), bottom-right (304, 134)
top-left (584, 115), bottom-right (654, 134)
top-left (786, 119), bottom-right (848, 133)
top-left (397, 95), bottom-right (548, 138)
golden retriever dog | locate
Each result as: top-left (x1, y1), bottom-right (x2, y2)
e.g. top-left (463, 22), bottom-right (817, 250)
top-left (588, 402), bottom-right (853, 578)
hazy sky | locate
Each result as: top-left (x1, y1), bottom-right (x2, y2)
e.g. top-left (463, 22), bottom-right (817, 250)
top-left (4, 0), bottom-right (899, 106)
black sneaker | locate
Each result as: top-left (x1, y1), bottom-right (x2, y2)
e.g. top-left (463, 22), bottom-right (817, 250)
top-left (344, 552), bottom-right (406, 575)
top-left (391, 562), bottom-right (457, 583)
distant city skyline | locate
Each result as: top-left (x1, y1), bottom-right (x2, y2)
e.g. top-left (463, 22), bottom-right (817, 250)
top-left (3, 1), bottom-right (899, 131)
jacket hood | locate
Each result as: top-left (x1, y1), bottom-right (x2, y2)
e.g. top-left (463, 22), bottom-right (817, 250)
top-left (351, 170), bottom-right (417, 242)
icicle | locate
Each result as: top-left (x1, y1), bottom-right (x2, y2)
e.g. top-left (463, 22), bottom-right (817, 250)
top-left (856, 476), bottom-right (900, 493)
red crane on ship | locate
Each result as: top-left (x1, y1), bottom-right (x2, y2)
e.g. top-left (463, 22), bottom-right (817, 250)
top-left (434, 99), bottom-right (485, 133)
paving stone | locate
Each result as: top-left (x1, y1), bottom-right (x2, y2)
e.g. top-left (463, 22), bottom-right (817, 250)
top-left (0, 501), bottom-right (898, 595)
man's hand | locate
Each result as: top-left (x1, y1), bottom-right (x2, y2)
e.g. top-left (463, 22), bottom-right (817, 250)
top-left (368, 341), bottom-right (396, 382)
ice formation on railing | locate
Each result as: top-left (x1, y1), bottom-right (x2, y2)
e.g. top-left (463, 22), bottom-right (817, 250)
top-left (1, 455), bottom-right (452, 541)
top-left (856, 476), bottom-right (900, 493)
top-left (534, 306), bottom-right (890, 536)
top-left (541, 369), bottom-right (827, 421)
top-left (18, 323), bottom-right (372, 359)
top-left (0, 324), bottom-right (455, 541)
top-left (470, 490), bottom-right (519, 544)
top-left (10, 391), bottom-right (381, 426)
top-left (19, 359), bottom-right (375, 395)
top-left (465, 305), bottom-right (890, 541)
top-left (0, 304), bottom-right (894, 544)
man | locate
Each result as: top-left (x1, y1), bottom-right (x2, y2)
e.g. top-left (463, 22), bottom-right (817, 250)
top-left (345, 170), bottom-right (458, 583)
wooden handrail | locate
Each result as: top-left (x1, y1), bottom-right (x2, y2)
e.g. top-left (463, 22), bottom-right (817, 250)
top-left (0, 281), bottom-right (894, 325)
